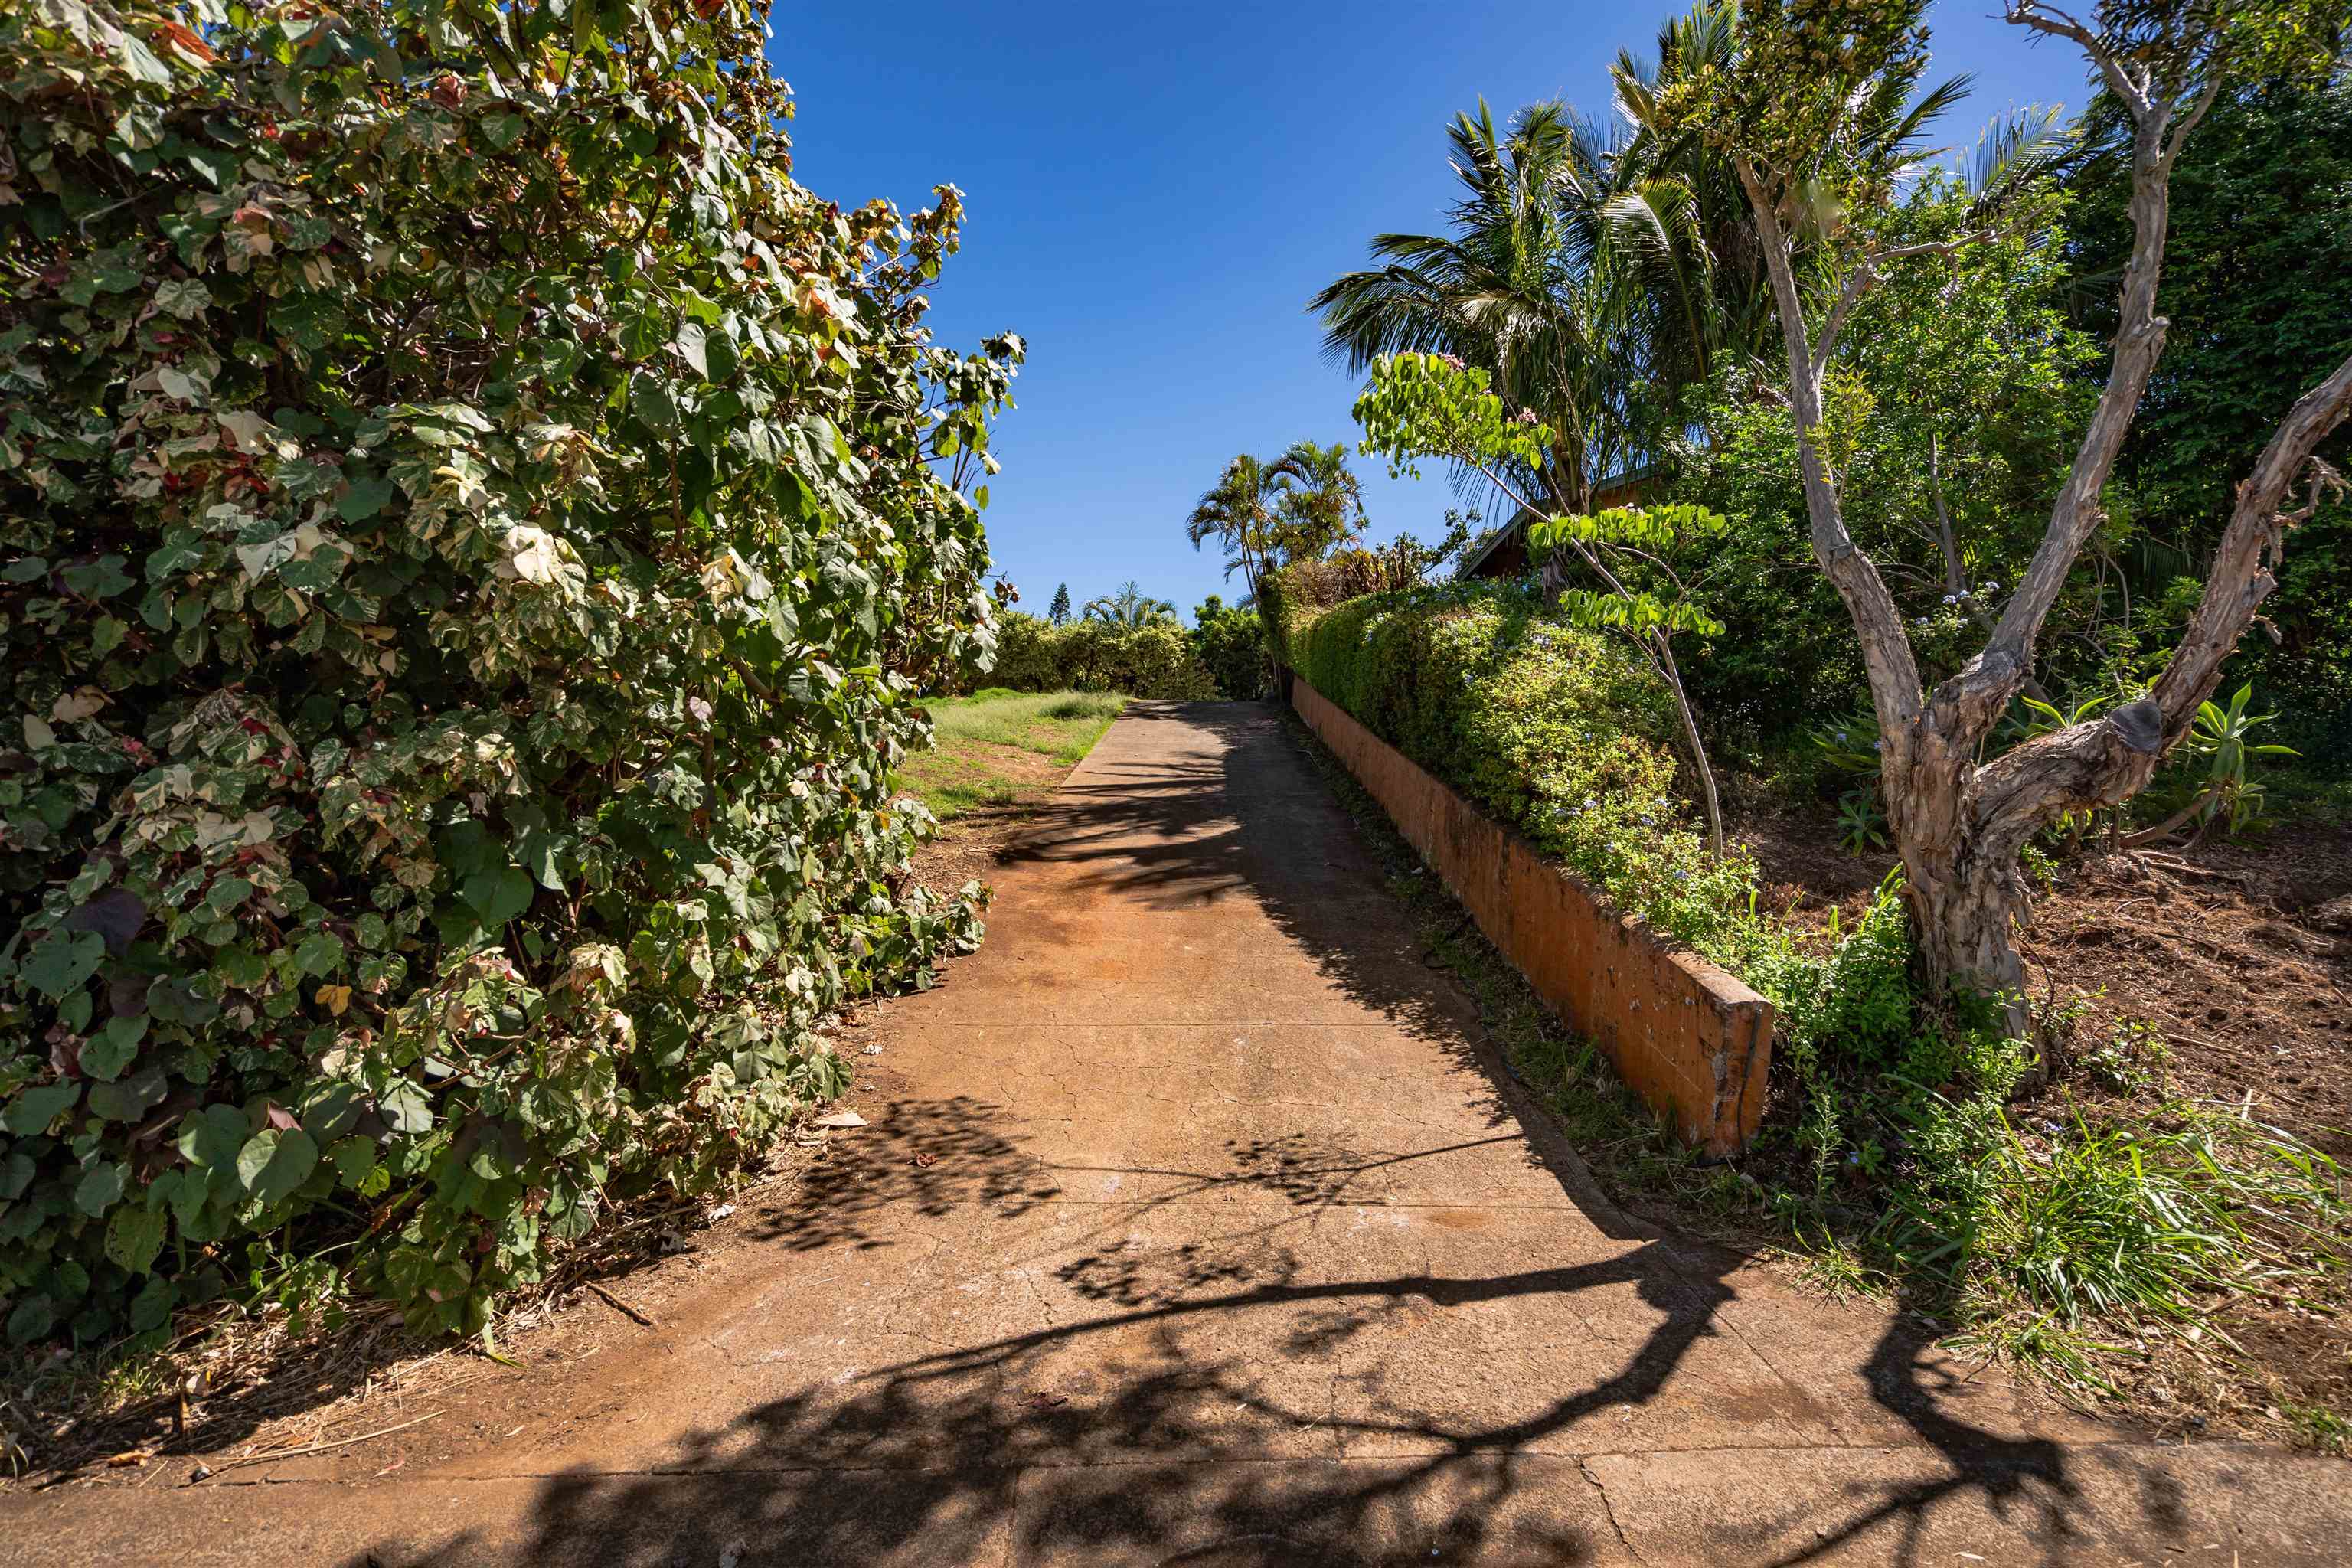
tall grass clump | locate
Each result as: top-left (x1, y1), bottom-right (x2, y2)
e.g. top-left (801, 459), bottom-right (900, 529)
top-left (926, 690), bottom-right (1127, 752)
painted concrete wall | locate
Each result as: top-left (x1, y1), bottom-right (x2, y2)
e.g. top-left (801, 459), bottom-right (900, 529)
top-left (1292, 678), bottom-right (1774, 1155)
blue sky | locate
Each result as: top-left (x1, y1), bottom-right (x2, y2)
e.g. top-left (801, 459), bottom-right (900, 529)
top-left (776, 2), bottom-right (2090, 622)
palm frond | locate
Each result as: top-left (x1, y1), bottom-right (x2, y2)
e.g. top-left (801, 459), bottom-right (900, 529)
top-left (1964, 106), bottom-right (2073, 229)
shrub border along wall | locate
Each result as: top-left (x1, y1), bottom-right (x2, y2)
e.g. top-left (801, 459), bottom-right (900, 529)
top-left (1292, 677), bottom-right (1773, 1155)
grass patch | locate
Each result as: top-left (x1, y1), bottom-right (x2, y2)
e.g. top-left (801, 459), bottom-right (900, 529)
top-left (896, 689), bottom-right (1125, 820)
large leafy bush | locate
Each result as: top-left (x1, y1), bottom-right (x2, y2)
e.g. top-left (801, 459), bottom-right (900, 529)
top-left (0, 0), bottom-right (1010, 1344)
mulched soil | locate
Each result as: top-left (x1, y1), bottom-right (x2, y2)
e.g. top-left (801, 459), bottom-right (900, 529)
top-left (1730, 792), bottom-right (2352, 1449)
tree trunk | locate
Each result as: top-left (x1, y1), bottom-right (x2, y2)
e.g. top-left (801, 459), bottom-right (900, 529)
top-left (1655, 635), bottom-right (1725, 859)
top-left (1903, 838), bottom-right (2031, 1035)
top-left (1719, 12), bottom-right (2352, 1066)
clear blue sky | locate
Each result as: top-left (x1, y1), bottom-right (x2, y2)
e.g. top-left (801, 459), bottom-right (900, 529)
top-left (776, 2), bottom-right (2089, 622)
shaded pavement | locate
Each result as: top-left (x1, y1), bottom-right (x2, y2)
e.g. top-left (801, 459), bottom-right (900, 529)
top-left (10, 703), bottom-right (2346, 1565)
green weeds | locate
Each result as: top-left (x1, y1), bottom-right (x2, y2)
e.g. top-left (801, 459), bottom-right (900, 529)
top-left (1963, 1108), bottom-right (2341, 1331)
top-left (1283, 704), bottom-right (2350, 1427)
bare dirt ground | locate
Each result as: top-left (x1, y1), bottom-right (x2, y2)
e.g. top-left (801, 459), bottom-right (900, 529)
top-left (1733, 803), bottom-right (2352, 1153)
top-left (1732, 797), bottom-right (2352, 1451)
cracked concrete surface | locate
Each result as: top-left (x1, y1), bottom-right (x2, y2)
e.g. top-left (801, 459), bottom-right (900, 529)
top-left (10, 702), bottom-right (2347, 1565)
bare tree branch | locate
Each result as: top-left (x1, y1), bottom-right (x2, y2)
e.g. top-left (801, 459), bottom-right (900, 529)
top-left (2148, 351), bottom-right (2352, 735)
top-left (1966, 353), bottom-right (2352, 858)
top-left (1734, 153), bottom-right (1924, 736)
top-left (1939, 15), bottom-right (2190, 746)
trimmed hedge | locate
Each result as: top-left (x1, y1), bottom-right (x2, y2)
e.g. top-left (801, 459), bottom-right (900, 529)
top-left (1282, 578), bottom-right (1762, 959)
top-left (981, 614), bottom-right (1221, 700)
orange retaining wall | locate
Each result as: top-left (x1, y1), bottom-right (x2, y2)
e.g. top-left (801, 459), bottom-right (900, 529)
top-left (1292, 678), bottom-right (1772, 1155)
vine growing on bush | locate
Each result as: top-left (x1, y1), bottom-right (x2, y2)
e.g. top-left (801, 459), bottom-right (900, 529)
top-left (0, 0), bottom-right (1013, 1344)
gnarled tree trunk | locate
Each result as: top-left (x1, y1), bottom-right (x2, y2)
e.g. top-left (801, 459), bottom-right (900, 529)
top-left (1733, 10), bottom-right (2352, 1049)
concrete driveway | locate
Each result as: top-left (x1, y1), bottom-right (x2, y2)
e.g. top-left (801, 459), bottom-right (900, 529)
top-left (9, 702), bottom-right (2344, 1565)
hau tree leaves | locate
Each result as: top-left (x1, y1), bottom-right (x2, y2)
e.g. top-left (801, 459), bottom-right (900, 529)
top-left (0, 0), bottom-right (1014, 1341)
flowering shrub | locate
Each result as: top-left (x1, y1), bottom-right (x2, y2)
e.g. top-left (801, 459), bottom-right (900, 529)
top-left (0, 1), bottom-right (1006, 1343)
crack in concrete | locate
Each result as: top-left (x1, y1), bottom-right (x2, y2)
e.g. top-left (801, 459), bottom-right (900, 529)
top-left (1578, 1455), bottom-right (1648, 1565)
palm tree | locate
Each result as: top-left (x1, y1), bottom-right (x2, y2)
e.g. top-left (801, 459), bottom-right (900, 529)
top-left (1184, 453), bottom-right (1285, 597)
top-left (1315, 4), bottom-right (1972, 496)
top-left (1605, 0), bottom-right (1968, 402)
top-left (1082, 581), bottom-right (1180, 629)
top-left (1312, 99), bottom-right (1632, 513)
top-left (1266, 440), bottom-right (1368, 561)
top-left (1184, 441), bottom-right (1366, 596)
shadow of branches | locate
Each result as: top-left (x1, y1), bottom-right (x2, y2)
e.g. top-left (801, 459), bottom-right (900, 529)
top-left (332, 702), bottom-right (2172, 1567)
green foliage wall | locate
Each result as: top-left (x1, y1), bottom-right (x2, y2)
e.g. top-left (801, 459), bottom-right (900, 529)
top-left (0, 1), bottom-right (1008, 1344)
top-left (1285, 580), bottom-right (1762, 956)
top-left (979, 612), bottom-right (1223, 701)
top-left (2069, 77), bottom-right (2352, 761)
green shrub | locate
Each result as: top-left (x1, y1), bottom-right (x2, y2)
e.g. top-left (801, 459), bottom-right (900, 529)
top-left (1187, 596), bottom-right (1269, 699)
top-left (1749, 880), bottom-right (2025, 1201)
top-left (978, 613), bottom-right (1218, 700)
top-left (0, 2), bottom-right (1004, 1344)
top-left (1285, 577), bottom-right (1760, 957)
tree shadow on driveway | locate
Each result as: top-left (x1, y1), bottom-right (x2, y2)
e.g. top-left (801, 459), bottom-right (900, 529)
top-left (337, 702), bottom-right (2164, 1566)
top-left (344, 1116), bottom-right (2115, 1567)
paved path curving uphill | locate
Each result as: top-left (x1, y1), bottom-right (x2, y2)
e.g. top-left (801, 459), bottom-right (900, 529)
top-left (10, 702), bottom-right (2347, 1565)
